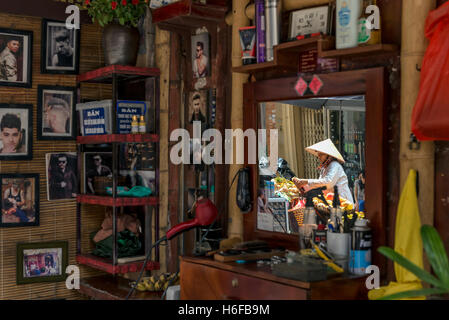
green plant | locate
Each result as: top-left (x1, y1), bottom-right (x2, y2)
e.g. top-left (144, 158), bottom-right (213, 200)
top-left (377, 225), bottom-right (449, 300)
top-left (84, 0), bottom-right (148, 27)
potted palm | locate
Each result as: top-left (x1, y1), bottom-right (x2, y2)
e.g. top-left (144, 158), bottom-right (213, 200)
top-left (84, 0), bottom-right (148, 66)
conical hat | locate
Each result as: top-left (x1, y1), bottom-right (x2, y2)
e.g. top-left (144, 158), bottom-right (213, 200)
top-left (305, 139), bottom-right (345, 164)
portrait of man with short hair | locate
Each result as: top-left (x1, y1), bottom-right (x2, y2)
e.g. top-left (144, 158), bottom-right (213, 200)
top-left (0, 28), bottom-right (32, 87)
top-left (0, 104), bottom-right (32, 160)
top-left (41, 19), bottom-right (79, 74)
top-left (46, 153), bottom-right (78, 201)
top-left (191, 33), bottom-right (210, 79)
top-left (37, 85), bottom-right (76, 140)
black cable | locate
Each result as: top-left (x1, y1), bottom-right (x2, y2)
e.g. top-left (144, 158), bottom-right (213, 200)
top-left (125, 236), bottom-right (167, 300)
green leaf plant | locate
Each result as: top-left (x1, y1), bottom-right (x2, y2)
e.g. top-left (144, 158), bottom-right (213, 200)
top-left (83, 0), bottom-right (148, 28)
top-left (377, 225), bottom-right (449, 300)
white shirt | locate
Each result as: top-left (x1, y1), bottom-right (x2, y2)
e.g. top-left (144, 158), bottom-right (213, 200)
top-left (307, 161), bottom-right (354, 204)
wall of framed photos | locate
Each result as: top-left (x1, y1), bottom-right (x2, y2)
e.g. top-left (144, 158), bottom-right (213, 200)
top-left (0, 12), bottom-right (111, 300)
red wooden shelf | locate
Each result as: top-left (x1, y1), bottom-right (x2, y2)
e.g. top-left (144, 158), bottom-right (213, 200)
top-left (76, 254), bottom-right (160, 275)
top-left (152, 0), bottom-right (227, 30)
top-left (79, 275), bottom-right (163, 300)
top-left (77, 194), bottom-right (158, 207)
top-left (77, 133), bottom-right (159, 144)
top-left (77, 65), bottom-right (160, 83)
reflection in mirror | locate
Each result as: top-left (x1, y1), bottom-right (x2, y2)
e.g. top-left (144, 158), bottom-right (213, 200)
top-left (257, 96), bottom-right (366, 235)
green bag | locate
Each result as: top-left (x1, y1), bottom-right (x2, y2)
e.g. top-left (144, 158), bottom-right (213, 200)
top-left (91, 229), bottom-right (142, 259)
top-left (106, 186), bottom-right (152, 197)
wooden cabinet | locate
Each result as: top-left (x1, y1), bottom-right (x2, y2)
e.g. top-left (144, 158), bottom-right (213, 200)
top-left (180, 257), bottom-right (368, 300)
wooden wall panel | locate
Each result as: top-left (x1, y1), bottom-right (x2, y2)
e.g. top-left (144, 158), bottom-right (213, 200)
top-left (0, 12), bottom-right (109, 300)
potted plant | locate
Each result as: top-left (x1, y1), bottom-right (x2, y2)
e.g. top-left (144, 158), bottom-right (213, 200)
top-left (84, 0), bottom-right (148, 66)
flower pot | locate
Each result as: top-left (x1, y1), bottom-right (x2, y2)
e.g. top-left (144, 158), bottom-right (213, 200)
top-left (102, 23), bottom-right (140, 66)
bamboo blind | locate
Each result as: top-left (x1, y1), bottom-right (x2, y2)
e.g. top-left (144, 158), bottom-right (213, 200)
top-left (0, 12), bottom-right (111, 300)
top-left (300, 108), bottom-right (325, 179)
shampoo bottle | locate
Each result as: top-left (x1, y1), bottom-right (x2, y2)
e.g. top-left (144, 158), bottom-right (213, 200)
top-left (336, 0), bottom-right (361, 49)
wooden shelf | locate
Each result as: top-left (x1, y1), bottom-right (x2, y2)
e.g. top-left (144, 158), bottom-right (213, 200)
top-left (232, 36), bottom-right (335, 74)
top-left (77, 65), bottom-right (160, 83)
top-left (152, 0), bottom-right (227, 31)
top-left (76, 254), bottom-right (160, 275)
top-left (77, 133), bottom-right (159, 145)
top-left (79, 275), bottom-right (164, 300)
top-left (318, 43), bottom-right (399, 59)
top-left (77, 195), bottom-right (158, 207)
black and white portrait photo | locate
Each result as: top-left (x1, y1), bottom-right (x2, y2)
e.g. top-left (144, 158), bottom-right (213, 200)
top-left (0, 104), bottom-right (32, 161)
top-left (0, 28), bottom-right (32, 88)
top-left (191, 33), bottom-right (210, 79)
top-left (41, 19), bottom-right (80, 74)
top-left (188, 90), bottom-right (208, 128)
top-left (37, 85), bottom-right (76, 140)
top-left (46, 153), bottom-right (78, 201)
top-left (84, 152), bottom-right (112, 195)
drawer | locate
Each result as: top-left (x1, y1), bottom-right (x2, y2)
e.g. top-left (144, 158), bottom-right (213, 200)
top-left (180, 260), bottom-right (308, 300)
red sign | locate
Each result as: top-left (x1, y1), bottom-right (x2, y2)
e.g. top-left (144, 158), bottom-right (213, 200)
top-left (309, 75), bottom-right (324, 95)
top-left (295, 77), bottom-right (308, 96)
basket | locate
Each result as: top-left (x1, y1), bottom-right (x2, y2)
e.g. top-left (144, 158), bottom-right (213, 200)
top-left (93, 176), bottom-right (127, 196)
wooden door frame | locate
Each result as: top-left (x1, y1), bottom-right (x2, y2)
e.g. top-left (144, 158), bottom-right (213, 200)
top-left (243, 67), bottom-right (388, 271)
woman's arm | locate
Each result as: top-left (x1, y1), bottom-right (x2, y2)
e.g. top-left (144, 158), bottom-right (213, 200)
top-left (307, 162), bottom-right (342, 190)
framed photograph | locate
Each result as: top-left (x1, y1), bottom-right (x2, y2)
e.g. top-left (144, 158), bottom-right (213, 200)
top-left (191, 33), bottom-right (210, 79)
top-left (0, 174), bottom-right (39, 227)
top-left (84, 152), bottom-right (112, 194)
top-left (17, 241), bottom-right (68, 284)
top-left (188, 90), bottom-right (208, 130)
top-left (37, 85), bottom-right (76, 140)
top-left (0, 28), bottom-right (32, 88)
top-left (0, 104), bottom-right (33, 160)
top-left (46, 153), bottom-right (78, 201)
top-left (41, 19), bottom-right (80, 74)
top-left (289, 5), bottom-right (331, 39)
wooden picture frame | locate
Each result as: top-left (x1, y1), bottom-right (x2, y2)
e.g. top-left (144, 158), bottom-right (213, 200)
top-left (0, 28), bottom-right (33, 88)
top-left (16, 241), bottom-right (68, 284)
top-left (37, 85), bottom-right (77, 140)
top-left (41, 19), bottom-right (80, 75)
top-left (0, 104), bottom-right (33, 160)
top-left (0, 173), bottom-right (39, 228)
top-left (243, 68), bottom-right (388, 272)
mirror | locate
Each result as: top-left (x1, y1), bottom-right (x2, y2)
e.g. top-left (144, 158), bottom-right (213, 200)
top-left (256, 96), bottom-right (366, 235)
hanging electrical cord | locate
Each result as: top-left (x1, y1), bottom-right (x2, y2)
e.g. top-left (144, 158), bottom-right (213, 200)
top-left (125, 168), bottom-right (244, 300)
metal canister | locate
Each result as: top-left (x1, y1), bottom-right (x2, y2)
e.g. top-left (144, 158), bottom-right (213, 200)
top-left (349, 218), bottom-right (372, 275)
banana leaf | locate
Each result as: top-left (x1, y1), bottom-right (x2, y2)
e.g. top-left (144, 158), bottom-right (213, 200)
top-left (379, 287), bottom-right (449, 300)
top-left (421, 225), bottom-right (449, 288)
top-left (378, 246), bottom-right (445, 289)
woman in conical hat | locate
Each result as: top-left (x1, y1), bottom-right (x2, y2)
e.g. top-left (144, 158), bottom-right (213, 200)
top-left (292, 139), bottom-right (354, 204)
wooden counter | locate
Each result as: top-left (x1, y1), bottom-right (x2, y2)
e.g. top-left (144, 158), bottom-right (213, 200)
top-left (180, 256), bottom-right (368, 300)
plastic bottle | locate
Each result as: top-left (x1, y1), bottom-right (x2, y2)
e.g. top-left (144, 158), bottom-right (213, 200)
top-left (358, 0), bottom-right (381, 46)
top-left (131, 115), bottom-right (139, 134)
top-left (138, 115), bottom-right (146, 134)
top-left (336, 0), bottom-right (361, 49)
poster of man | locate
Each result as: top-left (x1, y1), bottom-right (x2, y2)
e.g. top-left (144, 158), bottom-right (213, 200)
top-left (0, 174), bottom-right (39, 227)
top-left (37, 85), bottom-right (76, 140)
top-left (42, 20), bottom-right (79, 74)
top-left (84, 152), bottom-right (113, 194)
top-left (188, 91), bottom-right (208, 128)
top-left (46, 153), bottom-right (78, 201)
top-left (0, 104), bottom-right (32, 160)
top-left (191, 33), bottom-right (210, 79)
top-left (0, 28), bottom-right (32, 87)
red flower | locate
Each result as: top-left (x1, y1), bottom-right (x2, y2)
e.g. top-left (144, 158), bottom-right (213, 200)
top-left (122, 0), bottom-right (127, 5)
top-left (111, 1), bottom-right (117, 9)
top-left (84, 0), bottom-right (90, 5)
top-left (132, 0), bottom-right (139, 5)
